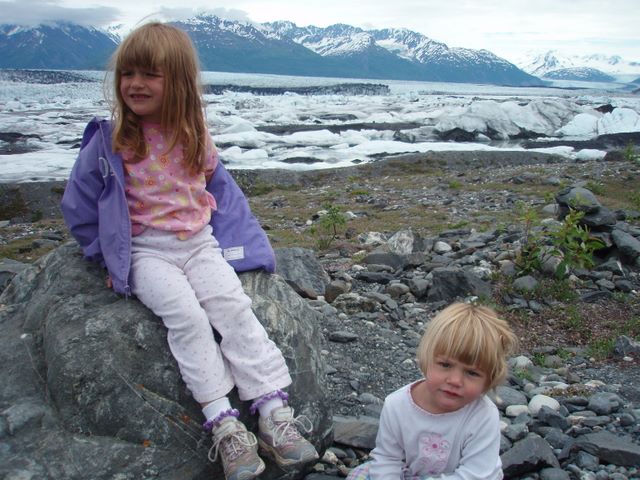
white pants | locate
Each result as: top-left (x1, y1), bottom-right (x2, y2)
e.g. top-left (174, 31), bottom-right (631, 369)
top-left (130, 225), bottom-right (291, 403)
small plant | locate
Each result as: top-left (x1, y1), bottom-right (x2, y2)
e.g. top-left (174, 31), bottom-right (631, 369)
top-left (532, 352), bottom-right (545, 366)
top-left (548, 209), bottom-right (604, 277)
top-left (513, 368), bottom-right (534, 382)
top-left (564, 304), bottom-right (585, 330)
top-left (535, 278), bottom-right (579, 302)
top-left (585, 181), bottom-right (604, 195)
top-left (613, 291), bottom-right (629, 304)
top-left (619, 316), bottom-right (640, 339)
top-left (448, 180), bottom-right (462, 189)
top-left (311, 203), bottom-right (347, 250)
top-left (623, 140), bottom-right (639, 163)
top-left (543, 191), bottom-right (556, 204)
top-left (588, 337), bottom-right (616, 360)
top-left (249, 182), bottom-right (275, 196)
top-left (556, 348), bottom-right (573, 361)
top-left (449, 220), bottom-right (469, 229)
top-left (514, 201), bottom-right (543, 274)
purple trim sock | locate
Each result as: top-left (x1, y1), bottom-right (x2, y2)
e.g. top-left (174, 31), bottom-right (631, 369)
top-left (202, 408), bottom-right (240, 433)
top-left (249, 390), bottom-right (289, 416)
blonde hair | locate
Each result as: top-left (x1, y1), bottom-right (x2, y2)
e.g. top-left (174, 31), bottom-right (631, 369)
top-left (417, 303), bottom-right (517, 391)
top-left (109, 22), bottom-right (208, 175)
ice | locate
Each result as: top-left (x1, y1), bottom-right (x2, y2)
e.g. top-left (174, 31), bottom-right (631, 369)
top-left (1, 70), bottom-right (639, 183)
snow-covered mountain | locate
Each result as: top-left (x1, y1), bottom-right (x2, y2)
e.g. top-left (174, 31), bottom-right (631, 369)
top-left (515, 50), bottom-right (640, 81)
top-left (543, 67), bottom-right (616, 82)
top-left (0, 16), bottom-right (542, 86)
top-left (0, 22), bottom-right (118, 69)
top-left (262, 22), bottom-right (540, 85)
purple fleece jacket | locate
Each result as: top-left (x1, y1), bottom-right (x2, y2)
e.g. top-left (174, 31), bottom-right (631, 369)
top-left (61, 117), bottom-right (276, 295)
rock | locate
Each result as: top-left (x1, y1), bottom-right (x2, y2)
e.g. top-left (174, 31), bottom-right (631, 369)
top-left (501, 434), bottom-right (561, 477)
top-left (328, 331), bottom-right (359, 343)
top-left (491, 386), bottom-right (528, 409)
top-left (572, 431), bottom-right (640, 467)
top-left (611, 229), bottom-right (640, 261)
top-left (513, 275), bottom-right (539, 293)
top-left (539, 467), bottom-right (570, 480)
top-left (332, 415), bottom-right (379, 450)
top-left (529, 395), bottom-right (560, 416)
top-left (0, 242), bottom-right (332, 479)
top-left (613, 335), bottom-right (640, 358)
top-left (580, 206), bottom-right (618, 230)
top-left (360, 251), bottom-right (407, 271)
top-left (433, 241), bottom-right (452, 254)
top-left (387, 229), bottom-right (421, 255)
top-left (356, 271), bottom-right (395, 284)
top-left (587, 392), bottom-right (623, 415)
top-left (324, 279), bottom-right (351, 303)
top-left (537, 405), bottom-right (570, 430)
top-left (0, 257), bottom-right (28, 292)
top-left (426, 267), bottom-right (491, 302)
top-left (555, 187), bottom-right (601, 214)
top-left (275, 247), bottom-right (330, 299)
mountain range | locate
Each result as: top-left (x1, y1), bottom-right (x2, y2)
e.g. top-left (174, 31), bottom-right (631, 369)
top-left (0, 16), bottom-right (636, 87)
top-left (514, 50), bottom-right (640, 82)
top-left (0, 15), bottom-right (542, 86)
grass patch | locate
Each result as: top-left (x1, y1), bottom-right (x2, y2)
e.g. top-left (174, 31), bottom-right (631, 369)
top-left (0, 236), bottom-right (54, 262)
top-left (0, 188), bottom-right (28, 220)
top-left (588, 338), bottom-right (616, 360)
top-left (535, 278), bottom-right (579, 303)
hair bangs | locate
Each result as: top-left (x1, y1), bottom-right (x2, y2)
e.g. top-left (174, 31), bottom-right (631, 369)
top-left (433, 320), bottom-right (492, 371)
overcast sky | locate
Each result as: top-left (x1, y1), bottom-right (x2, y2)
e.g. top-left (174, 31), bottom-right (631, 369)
top-left (2, 0), bottom-right (639, 63)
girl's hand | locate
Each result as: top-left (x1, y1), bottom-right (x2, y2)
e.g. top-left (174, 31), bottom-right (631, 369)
top-left (105, 275), bottom-right (112, 289)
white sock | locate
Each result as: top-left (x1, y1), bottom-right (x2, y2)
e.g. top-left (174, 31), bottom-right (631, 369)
top-left (202, 396), bottom-right (232, 422)
top-left (258, 396), bottom-right (285, 418)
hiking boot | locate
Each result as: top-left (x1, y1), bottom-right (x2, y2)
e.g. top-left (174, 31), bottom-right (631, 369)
top-left (258, 406), bottom-right (319, 467)
top-left (209, 417), bottom-right (265, 480)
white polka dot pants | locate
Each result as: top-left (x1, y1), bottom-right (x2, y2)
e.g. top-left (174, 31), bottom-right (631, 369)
top-left (130, 225), bottom-right (291, 403)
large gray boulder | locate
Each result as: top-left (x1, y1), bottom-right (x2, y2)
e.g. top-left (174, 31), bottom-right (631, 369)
top-left (0, 242), bottom-right (332, 479)
top-left (275, 247), bottom-right (330, 299)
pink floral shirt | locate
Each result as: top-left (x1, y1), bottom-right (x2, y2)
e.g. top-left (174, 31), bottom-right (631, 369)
top-left (123, 124), bottom-right (218, 240)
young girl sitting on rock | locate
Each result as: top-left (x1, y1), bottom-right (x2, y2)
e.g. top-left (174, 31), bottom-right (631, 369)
top-left (347, 302), bottom-right (517, 480)
top-left (61, 22), bottom-right (318, 480)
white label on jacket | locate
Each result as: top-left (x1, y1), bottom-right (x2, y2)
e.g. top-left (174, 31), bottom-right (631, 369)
top-left (223, 246), bottom-right (245, 261)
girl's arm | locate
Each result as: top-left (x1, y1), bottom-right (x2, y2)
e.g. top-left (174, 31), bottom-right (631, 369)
top-left (60, 133), bottom-right (106, 264)
top-left (368, 398), bottom-right (407, 480)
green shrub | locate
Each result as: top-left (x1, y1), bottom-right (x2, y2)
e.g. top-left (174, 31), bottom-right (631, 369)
top-left (548, 209), bottom-right (604, 277)
top-left (514, 201), bottom-right (543, 274)
top-left (311, 203), bottom-right (347, 250)
top-left (585, 181), bottom-right (604, 195)
top-left (515, 202), bottom-right (604, 278)
top-left (624, 141), bottom-right (639, 163)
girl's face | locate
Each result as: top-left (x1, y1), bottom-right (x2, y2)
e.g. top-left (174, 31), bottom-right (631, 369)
top-left (119, 67), bottom-right (165, 123)
top-left (414, 355), bottom-right (488, 414)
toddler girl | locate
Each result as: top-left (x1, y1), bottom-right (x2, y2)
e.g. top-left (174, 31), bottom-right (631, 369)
top-left (347, 302), bottom-right (517, 480)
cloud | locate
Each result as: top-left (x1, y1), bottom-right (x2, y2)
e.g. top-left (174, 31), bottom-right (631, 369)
top-left (202, 7), bottom-right (253, 23)
top-left (136, 6), bottom-right (254, 25)
top-left (0, 0), bottom-right (120, 27)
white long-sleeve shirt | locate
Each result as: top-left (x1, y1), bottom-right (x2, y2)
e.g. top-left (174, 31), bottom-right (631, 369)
top-left (368, 381), bottom-right (503, 480)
